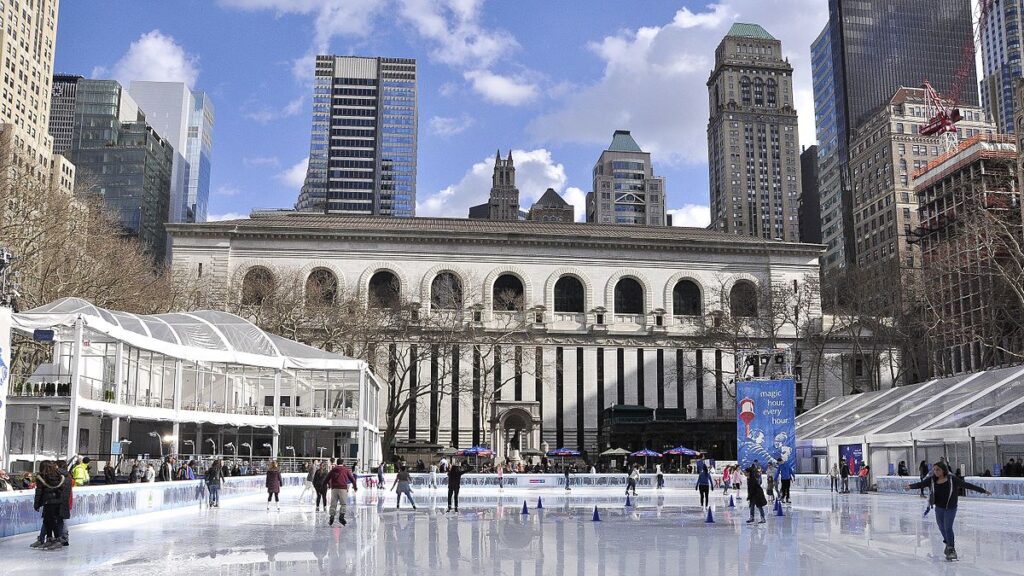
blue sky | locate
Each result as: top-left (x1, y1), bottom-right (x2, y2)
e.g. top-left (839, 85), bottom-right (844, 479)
top-left (55, 1), bottom-right (829, 225)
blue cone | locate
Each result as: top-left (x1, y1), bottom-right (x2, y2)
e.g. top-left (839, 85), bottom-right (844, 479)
top-left (592, 506), bottom-right (601, 522)
top-left (537, 497), bottom-right (544, 509)
top-left (705, 507), bottom-right (714, 523)
top-left (728, 495), bottom-right (735, 508)
top-left (625, 494), bottom-right (632, 507)
top-left (775, 500), bottom-right (785, 517)
top-left (521, 501), bottom-right (529, 515)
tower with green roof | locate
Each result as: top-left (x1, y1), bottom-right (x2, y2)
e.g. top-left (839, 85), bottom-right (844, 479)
top-left (585, 130), bottom-right (667, 226)
top-left (706, 22), bottom-right (801, 242)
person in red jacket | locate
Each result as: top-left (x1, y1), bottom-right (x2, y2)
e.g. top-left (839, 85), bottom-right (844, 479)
top-left (323, 459), bottom-right (358, 526)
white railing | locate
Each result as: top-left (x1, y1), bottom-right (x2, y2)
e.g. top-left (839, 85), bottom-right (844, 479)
top-left (613, 314), bottom-right (645, 325)
top-left (553, 313), bottom-right (585, 323)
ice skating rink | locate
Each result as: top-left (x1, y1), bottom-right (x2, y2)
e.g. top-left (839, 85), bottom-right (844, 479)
top-left (2, 486), bottom-right (1023, 575)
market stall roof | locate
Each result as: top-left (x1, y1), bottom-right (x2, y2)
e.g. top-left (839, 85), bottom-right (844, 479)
top-left (12, 297), bottom-right (366, 371)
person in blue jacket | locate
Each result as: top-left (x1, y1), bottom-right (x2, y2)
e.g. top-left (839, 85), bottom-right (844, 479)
top-left (906, 461), bottom-right (990, 561)
top-left (775, 458), bottom-right (795, 504)
top-left (695, 459), bottom-right (712, 508)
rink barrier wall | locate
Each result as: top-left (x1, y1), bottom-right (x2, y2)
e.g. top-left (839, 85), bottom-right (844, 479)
top-left (0, 473), bottom-right (305, 538)
top-left (874, 475), bottom-right (1024, 499)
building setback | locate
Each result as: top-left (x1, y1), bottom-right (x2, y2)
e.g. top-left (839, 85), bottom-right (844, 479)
top-left (799, 146), bottom-right (822, 244)
top-left (706, 23), bottom-right (801, 242)
top-left (914, 135), bottom-right (1022, 375)
top-left (167, 213), bottom-right (898, 457)
top-left (586, 130), bottom-right (666, 226)
top-left (816, 0), bottom-right (979, 271)
top-left (297, 55), bottom-right (417, 217)
top-left (980, 0), bottom-right (1023, 134)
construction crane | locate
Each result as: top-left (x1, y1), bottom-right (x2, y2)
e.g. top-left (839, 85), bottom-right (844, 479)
top-left (921, 0), bottom-right (995, 152)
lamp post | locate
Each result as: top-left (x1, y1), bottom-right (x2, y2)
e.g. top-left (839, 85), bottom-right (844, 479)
top-left (317, 446), bottom-right (327, 459)
top-left (205, 438), bottom-right (216, 458)
top-left (148, 431), bottom-right (163, 459)
top-left (224, 442), bottom-right (235, 457)
top-left (285, 445), bottom-right (296, 471)
top-left (241, 442), bottom-right (253, 461)
top-left (183, 440), bottom-right (195, 459)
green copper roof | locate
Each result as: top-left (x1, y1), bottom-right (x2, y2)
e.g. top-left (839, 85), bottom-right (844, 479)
top-left (608, 130), bottom-right (643, 153)
top-left (726, 23), bottom-right (775, 40)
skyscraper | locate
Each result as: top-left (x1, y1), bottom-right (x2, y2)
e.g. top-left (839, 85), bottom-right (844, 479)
top-left (706, 23), bottom-right (800, 242)
top-left (811, 24), bottom-right (848, 269)
top-left (980, 0), bottom-right (1023, 134)
top-left (468, 150), bottom-right (520, 220)
top-left (128, 82), bottom-right (215, 223)
top-left (799, 146), bottom-right (822, 244)
top-left (816, 0), bottom-right (978, 270)
top-left (586, 130), bottom-right (666, 226)
top-left (296, 55), bottom-right (417, 217)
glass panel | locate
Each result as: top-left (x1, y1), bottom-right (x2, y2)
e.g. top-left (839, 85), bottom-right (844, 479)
top-left (837, 376), bottom-right (958, 437)
top-left (796, 397), bottom-right (838, 425)
top-left (980, 399), bottom-right (1024, 427)
top-left (801, 388), bottom-right (897, 439)
top-left (876, 366), bottom-right (1024, 435)
top-left (924, 371), bottom-right (1024, 430)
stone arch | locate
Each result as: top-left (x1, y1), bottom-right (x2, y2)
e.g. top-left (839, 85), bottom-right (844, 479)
top-left (357, 263), bottom-right (411, 305)
top-left (727, 275), bottom-right (761, 318)
top-left (419, 264), bottom-right (469, 309)
top-left (544, 267), bottom-right (594, 314)
top-left (664, 272), bottom-right (705, 316)
top-left (604, 270), bottom-right (654, 315)
top-left (239, 265), bottom-right (275, 306)
top-left (483, 266), bottom-right (535, 311)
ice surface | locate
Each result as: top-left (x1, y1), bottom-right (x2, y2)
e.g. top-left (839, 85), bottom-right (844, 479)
top-left (3, 486), bottom-right (1024, 576)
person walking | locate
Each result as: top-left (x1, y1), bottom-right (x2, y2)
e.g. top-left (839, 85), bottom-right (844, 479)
top-left (655, 463), bottom-right (664, 490)
top-left (765, 461), bottom-right (777, 503)
top-left (777, 458), bottom-right (794, 504)
top-left (447, 461), bottom-right (469, 512)
top-left (71, 457), bottom-right (90, 487)
top-left (696, 459), bottom-right (712, 508)
top-left (300, 460), bottom-right (318, 503)
top-left (858, 465), bottom-right (870, 494)
top-left (745, 461), bottom-right (768, 525)
top-left (205, 459), bottom-right (224, 508)
top-left (312, 461), bottom-right (329, 512)
top-left (906, 461), bottom-right (991, 561)
top-left (325, 459), bottom-right (359, 526)
top-left (391, 465), bottom-right (417, 509)
top-left (266, 460), bottom-right (282, 511)
top-left (626, 465), bottom-right (640, 496)
top-left (829, 462), bottom-right (840, 493)
top-left (840, 460), bottom-right (850, 493)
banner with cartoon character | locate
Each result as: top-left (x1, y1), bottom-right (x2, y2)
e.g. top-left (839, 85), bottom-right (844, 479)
top-left (736, 379), bottom-right (796, 471)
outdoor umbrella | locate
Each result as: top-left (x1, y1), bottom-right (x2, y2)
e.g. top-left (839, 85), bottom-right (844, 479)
top-left (457, 445), bottom-right (493, 469)
top-left (664, 446), bottom-right (700, 470)
top-left (599, 447), bottom-right (631, 458)
top-left (546, 447), bottom-right (581, 469)
top-left (629, 448), bottom-right (663, 471)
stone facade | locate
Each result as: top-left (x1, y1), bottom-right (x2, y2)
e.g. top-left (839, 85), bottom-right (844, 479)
top-left (167, 213), bottom-right (896, 457)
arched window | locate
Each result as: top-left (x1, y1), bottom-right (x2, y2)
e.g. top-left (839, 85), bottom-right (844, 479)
top-left (368, 270), bottom-right (400, 309)
top-left (431, 272), bottom-right (463, 310)
top-left (553, 276), bottom-right (585, 313)
top-left (493, 274), bottom-right (524, 311)
top-left (613, 277), bottom-right (644, 315)
top-left (740, 76), bottom-right (751, 105)
top-left (672, 280), bottom-right (702, 316)
top-left (305, 268), bottom-right (338, 306)
top-left (730, 281), bottom-right (759, 318)
top-left (241, 267), bottom-right (274, 306)
top-left (753, 78), bottom-right (764, 106)
top-left (766, 78), bottom-right (777, 107)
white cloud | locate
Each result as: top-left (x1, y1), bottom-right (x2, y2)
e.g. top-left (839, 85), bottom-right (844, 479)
top-left (417, 149), bottom-right (580, 218)
top-left (244, 96), bottom-right (305, 123)
top-left (208, 212), bottom-right (249, 221)
top-left (397, 0), bottom-right (518, 69)
top-left (105, 30), bottom-right (199, 87)
top-left (528, 1), bottom-right (827, 164)
top-left (464, 70), bottom-right (538, 106)
top-left (243, 156), bottom-right (281, 168)
top-left (278, 157), bottom-right (309, 189)
top-left (667, 204), bottom-right (712, 228)
top-left (563, 187), bottom-right (587, 223)
top-left (429, 114), bottom-right (475, 137)
top-left (215, 185), bottom-right (241, 197)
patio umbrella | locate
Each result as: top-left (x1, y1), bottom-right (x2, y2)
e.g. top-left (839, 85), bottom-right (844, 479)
top-left (599, 447), bottom-right (631, 458)
top-left (664, 446), bottom-right (700, 470)
top-left (629, 448), bottom-right (663, 471)
top-left (457, 445), bottom-right (493, 468)
top-left (546, 447), bottom-right (581, 469)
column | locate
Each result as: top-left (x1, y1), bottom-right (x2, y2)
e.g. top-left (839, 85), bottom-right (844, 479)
top-left (110, 342), bottom-right (125, 465)
top-left (357, 367), bottom-right (366, 470)
top-left (66, 318), bottom-right (84, 457)
top-left (272, 369), bottom-right (281, 457)
top-left (171, 359), bottom-right (183, 455)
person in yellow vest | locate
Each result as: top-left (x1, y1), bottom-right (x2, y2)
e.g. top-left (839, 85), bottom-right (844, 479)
top-left (71, 457), bottom-right (91, 486)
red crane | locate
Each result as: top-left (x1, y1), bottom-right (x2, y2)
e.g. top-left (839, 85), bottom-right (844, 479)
top-left (921, 0), bottom-right (996, 151)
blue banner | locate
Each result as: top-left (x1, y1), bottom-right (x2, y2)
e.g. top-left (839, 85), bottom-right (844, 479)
top-left (736, 379), bottom-right (796, 471)
top-left (839, 444), bottom-right (863, 475)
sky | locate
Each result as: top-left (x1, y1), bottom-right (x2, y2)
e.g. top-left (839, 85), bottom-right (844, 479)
top-left (55, 0), bottom-right (830, 225)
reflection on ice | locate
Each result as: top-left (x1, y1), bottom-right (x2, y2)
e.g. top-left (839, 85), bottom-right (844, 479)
top-left (3, 487), bottom-right (1024, 575)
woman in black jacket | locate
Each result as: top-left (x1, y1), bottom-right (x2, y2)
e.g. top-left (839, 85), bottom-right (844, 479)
top-left (745, 461), bottom-right (768, 524)
top-left (312, 461), bottom-right (329, 512)
top-left (33, 461), bottom-right (69, 550)
top-left (906, 462), bottom-right (990, 561)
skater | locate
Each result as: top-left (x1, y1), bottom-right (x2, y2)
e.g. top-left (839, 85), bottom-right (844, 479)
top-left (447, 461), bottom-right (468, 512)
top-left (777, 458), bottom-right (794, 503)
top-left (266, 460), bottom-right (282, 511)
top-left (745, 461), bottom-right (768, 525)
top-left (376, 464), bottom-right (385, 490)
top-left (325, 459), bottom-right (359, 526)
top-left (906, 461), bottom-right (990, 561)
top-left (840, 460), bottom-right (850, 493)
top-left (32, 461), bottom-right (70, 550)
top-left (722, 465), bottom-right (731, 495)
top-left (696, 459), bottom-right (712, 508)
top-left (497, 463), bottom-right (504, 490)
top-left (765, 461), bottom-right (777, 502)
top-left (858, 465), bottom-right (870, 494)
top-left (312, 461), bottom-right (329, 511)
top-left (564, 465), bottom-right (572, 491)
top-left (391, 465), bottom-right (417, 509)
top-left (732, 465), bottom-right (742, 493)
top-left (300, 460), bottom-right (318, 503)
top-left (655, 463), bottom-right (664, 489)
top-left (626, 465), bottom-right (640, 496)
top-left (205, 459), bottom-right (224, 507)
top-left (428, 462), bottom-right (439, 489)
top-left (829, 462), bottom-right (840, 493)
